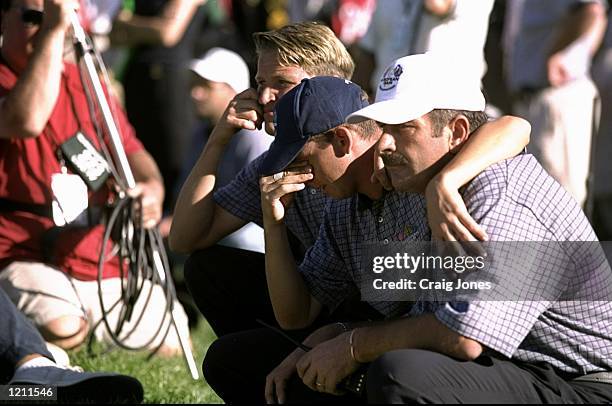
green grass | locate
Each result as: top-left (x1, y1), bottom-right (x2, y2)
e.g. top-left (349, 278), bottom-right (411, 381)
top-left (68, 320), bottom-right (222, 404)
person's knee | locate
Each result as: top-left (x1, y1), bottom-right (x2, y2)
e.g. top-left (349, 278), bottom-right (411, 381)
top-left (41, 316), bottom-right (88, 350)
top-left (366, 350), bottom-right (439, 403)
top-left (155, 344), bottom-right (183, 358)
top-left (202, 337), bottom-right (231, 393)
top-left (109, 282), bottom-right (190, 356)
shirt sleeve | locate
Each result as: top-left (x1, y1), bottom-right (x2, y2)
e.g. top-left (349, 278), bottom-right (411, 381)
top-left (431, 162), bottom-right (564, 358)
top-left (299, 204), bottom-right (355, 312)
top-left (213, 152), bottom-right (267, 227)
top-left (435, 300), bottom-right (551, 358)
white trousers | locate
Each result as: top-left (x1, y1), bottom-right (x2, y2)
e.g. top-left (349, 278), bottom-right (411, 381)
top-left (514, 77), bottom-right (599, 206)
top-left (0, 261), bottom-right (190, 352)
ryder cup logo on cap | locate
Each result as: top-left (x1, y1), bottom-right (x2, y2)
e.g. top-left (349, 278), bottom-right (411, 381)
top-left (347, 53), bottom-right (485, 125)
top-left (379, 64), bottom-right (404, 91)
top-left (259, 76), bottom-right (369, 177)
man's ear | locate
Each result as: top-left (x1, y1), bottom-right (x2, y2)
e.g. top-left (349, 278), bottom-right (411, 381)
top-left (447, 115), bottom-right (470, 153)
top-left (331, 126), bottom-right (352, 157)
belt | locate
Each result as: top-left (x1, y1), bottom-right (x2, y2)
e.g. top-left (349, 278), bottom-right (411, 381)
top-left (573, 372), bottom-right (612, 384)
top-left (0, 197), bottom-right (52, 218)
top-left (0, 197), bottom-right (106, 225)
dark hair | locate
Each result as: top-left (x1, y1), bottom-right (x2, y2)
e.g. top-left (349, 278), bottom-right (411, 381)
top-left (313, 119), bottom-right (381, 145)
top-left (428, 109), bottom-right (489, 137)
top-left (347, 119), bottom-right (382, 141)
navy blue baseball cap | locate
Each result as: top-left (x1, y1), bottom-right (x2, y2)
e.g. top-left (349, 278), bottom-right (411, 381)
top-left (259, 76), bottom-right (369, 177)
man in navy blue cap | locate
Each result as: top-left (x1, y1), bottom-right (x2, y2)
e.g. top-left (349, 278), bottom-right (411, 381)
top-left (203, 73), bottom-right (532, 403)
top-left (259, 77), bottom-right (374, 200)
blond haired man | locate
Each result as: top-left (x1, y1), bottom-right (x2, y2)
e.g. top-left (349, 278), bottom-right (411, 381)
top-left (170, 22), bottom-right (357, 337)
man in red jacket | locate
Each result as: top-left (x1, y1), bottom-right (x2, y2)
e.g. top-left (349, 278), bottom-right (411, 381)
top-left (0, 0), bottom-right (189, 355)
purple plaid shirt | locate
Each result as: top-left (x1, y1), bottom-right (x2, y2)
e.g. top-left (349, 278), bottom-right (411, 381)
top-left (299, 191), bottom-right (431, 317)
top-left (415, 154), bottom-right (612, 374)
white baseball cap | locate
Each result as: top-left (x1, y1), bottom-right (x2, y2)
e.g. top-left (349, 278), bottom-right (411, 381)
top-left (347, 53), bottom-right (485, 125)
top-left (189, 47), bottom-right (250, 93)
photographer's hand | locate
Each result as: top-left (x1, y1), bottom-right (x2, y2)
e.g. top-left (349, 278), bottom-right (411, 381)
top-left (42, 0), bottom-right (80, 33)
top-left (0, 0), bottom-right (80, 140)
top-left (129, 181), bottom-right (163, 229)
top-left (127, 150), bottom-right (164, 229)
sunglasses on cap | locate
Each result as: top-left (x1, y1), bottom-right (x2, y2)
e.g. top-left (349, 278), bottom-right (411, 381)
top-left (20, 7), bottom-right (44, 26)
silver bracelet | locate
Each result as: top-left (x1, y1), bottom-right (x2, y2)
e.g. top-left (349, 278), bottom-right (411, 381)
top-left (349, 329), bottom-right (360, 363)
top-left (336, 321), bottom-right (350, 332)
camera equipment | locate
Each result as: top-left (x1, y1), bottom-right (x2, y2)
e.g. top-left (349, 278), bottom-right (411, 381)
top-left (69, 11), bottom-right (198, 380)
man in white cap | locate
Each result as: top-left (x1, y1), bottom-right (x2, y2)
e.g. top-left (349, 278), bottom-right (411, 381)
top-left (189, 48), bottom-right (252, 128)
top-left (332, 53), bottom-right (612, 403)
top-left (186, 48), bottom-right (272, 263)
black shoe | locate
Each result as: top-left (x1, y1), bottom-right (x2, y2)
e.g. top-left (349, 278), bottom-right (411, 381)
top-left (9, 365), bottom-right (144, 403)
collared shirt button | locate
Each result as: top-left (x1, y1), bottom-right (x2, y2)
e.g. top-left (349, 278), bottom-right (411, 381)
top-left (383, 238), bottom-right (389, 245)
top-left (377, 216), bottom-right (384, 223)
top-left (310, 189), bottom-right (317, 195)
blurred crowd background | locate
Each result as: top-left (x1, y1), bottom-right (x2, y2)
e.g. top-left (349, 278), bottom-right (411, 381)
top-left (77, 0), bottom-right (611, 247)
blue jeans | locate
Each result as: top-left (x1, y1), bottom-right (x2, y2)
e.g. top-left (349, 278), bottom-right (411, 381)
top-left (0, 287), bottom-right (53, 382)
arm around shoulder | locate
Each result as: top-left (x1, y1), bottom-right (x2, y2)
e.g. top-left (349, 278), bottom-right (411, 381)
top-left (439, 115), bottom-right (530, 189)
